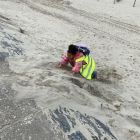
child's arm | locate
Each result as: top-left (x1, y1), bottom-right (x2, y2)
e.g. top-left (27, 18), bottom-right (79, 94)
top-left (72, 53), bottom-right (84, 73)
top-left (72, 61), bottom-right (82, 73)
top-left (58, 54), bottom-right (69, 67)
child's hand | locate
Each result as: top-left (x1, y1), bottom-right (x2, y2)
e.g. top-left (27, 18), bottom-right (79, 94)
top-left (61, 53), bottom-right (66, 59)
top-left (56, 62), bottom-right (63, 68)
top-left (72, 71), bottom-right (76, 75)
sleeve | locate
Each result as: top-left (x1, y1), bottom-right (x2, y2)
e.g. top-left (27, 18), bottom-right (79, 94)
top-left (72, 61), bottom-right (82, 73)
top-left (59, 55), bottom-right (69, 66)
top-left (72, 53), bottom-right (85, 73)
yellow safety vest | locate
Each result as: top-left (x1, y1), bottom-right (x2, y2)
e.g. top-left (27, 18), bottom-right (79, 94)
top-left (76, 55), bottom-right (95, 80)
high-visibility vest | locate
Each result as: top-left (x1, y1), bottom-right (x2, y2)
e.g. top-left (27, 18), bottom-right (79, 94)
top-left (75, 55), bottom-right (95, 80)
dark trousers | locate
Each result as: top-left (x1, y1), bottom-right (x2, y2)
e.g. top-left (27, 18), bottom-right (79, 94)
top-left (92, 71), bottom-right (97, 79)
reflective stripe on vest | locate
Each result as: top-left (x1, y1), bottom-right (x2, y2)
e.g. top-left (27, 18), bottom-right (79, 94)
top-left (76, 55), bottom-right (95, 80)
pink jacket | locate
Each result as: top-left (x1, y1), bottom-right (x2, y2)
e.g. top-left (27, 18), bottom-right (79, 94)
top-left (60, 52), bottom-right (84, 73)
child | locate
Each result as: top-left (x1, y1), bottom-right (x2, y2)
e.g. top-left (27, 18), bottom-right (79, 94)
top-left (58, 44), bottom-right (97, 80)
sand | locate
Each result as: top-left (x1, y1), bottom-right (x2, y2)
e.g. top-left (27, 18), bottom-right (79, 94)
top-left (0, 0), bottom-right (140, 139)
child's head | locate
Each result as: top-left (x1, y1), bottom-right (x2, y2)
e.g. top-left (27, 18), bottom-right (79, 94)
top-left (68, 44), bottom-right (78, 55)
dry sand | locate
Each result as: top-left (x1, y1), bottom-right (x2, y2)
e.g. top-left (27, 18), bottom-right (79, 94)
top-left (0, 0), bottom-right (140, 140)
